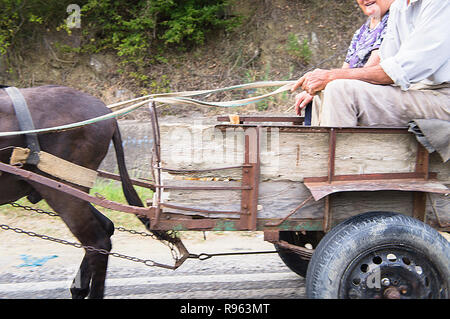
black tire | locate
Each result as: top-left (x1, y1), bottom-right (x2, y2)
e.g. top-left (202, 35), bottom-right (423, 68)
top-left (306, 211), bottom-right (450, 299)
top-left (275, 231), bottom-right (324, 277)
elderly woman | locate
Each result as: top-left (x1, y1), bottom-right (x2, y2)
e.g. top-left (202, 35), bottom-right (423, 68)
top-left (295, 0), bottom-right (394, 121)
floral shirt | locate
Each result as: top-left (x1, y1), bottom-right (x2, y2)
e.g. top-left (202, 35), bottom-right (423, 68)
top-left (345, 12), bottom-right (390, 68)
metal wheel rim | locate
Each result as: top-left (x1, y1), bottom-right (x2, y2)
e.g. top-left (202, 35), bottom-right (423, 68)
top-left (339, 244), bottom-right (447, 299)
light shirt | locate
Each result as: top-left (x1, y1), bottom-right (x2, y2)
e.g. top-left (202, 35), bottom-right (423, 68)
top-left (379, 0), bottom-right (450, 90)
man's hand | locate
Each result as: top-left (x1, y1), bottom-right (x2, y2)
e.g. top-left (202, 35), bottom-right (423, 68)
top-left (294, 91), bottom-right (314, 115)
top-left (291, 65), bottom-right (393, 95)
top-left (291, 69), bottom-right (333, 94)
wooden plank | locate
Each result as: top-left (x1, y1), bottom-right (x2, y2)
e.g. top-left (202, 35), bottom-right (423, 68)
top-left (162, 180), bottom-right (324, 219)
top-left (158, 121), bottom-right (449, 229)
top-left (101, 121), bottom-right (449, 185)
top-left (425, 192), bottom-right (450, 228)
top-left (429, 152), bottom-right (450, 183)
top-left (159, 124), bottom-right (443, 182)
top-left (161, 179), bottom-right (449, 223)
top-left (216, 115), bottom-right (304, 125)
top-left (159, 191), bottom-right (450, 231)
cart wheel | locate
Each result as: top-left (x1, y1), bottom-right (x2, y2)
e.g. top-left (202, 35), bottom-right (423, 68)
top-left (306, 211), bottom-right (450, 299)
top-left (275, 231), bottom-right (324, 277)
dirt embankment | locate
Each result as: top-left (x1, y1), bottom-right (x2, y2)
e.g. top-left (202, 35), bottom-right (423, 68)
top-left (0, 1), bottom-right (365, 119)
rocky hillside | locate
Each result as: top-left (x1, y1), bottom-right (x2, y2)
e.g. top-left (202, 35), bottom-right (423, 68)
top-left (0, 0), bottom-right (365, 118)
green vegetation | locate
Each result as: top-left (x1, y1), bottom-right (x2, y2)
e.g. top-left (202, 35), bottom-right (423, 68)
top-left (91, 179), bottom-right (153, 229)
top-left (0, 0), bottom-right (241, 63)
top-left (286, 33), bottom-right (312, 64)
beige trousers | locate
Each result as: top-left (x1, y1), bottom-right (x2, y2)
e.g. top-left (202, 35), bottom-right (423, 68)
top-left (311, 79), bottom-right (450, 127)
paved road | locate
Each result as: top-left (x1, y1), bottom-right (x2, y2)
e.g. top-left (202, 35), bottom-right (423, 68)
top-left (0, 263), bottom-right (305, 299)
top-left (0, 230), bottom-right (306, 299)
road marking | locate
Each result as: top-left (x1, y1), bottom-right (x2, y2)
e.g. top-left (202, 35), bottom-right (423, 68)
top-left (0, 272), bottom-right (300, 293)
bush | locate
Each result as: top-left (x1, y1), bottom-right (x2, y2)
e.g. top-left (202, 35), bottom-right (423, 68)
top-left (0, 0), bottom-right (74, 55)
top-left (0, 0), bottom-right (241, 63)
top-left (286, 33), bottom-right (312, 65)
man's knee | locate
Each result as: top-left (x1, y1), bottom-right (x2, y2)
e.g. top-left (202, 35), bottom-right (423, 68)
top-left (323, 79), bottom-right (357, 97)
top-left (317, 79), bottom-right (361, 127)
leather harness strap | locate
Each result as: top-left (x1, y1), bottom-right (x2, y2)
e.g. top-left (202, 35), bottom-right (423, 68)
top-left (3, 86), bottom-right (41, 165)
top-left (2, 87), bottom-right (97, 188)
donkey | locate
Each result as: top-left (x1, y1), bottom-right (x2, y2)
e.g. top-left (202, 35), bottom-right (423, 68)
top-left (0, 85), bottom-right (177, 298)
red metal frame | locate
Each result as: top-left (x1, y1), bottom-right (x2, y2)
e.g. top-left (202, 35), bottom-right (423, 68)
top-left (0, 162), bottom-right (152, 217)
top-left (1, 114), bottom-right (448, 234)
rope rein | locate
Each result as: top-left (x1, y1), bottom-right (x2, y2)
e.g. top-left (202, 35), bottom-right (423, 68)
top-left (0, 80), bottom-right (296, 137)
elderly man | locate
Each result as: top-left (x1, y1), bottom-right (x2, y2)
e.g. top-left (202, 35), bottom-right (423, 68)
top-left (292, 0), bottom-right (450, 127)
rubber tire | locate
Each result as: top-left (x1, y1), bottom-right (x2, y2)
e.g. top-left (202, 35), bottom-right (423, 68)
top-left (275, 231), bottom-right (324, 277)
top-left (306, 211), bottom-right (450, 299)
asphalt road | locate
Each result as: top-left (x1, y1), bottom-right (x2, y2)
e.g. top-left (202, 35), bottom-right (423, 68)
top-left (0, 230), bottom-right (306, 299)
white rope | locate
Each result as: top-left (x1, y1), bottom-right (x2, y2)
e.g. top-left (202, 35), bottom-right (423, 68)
top-left (0, 80), bottom-right (296, 137)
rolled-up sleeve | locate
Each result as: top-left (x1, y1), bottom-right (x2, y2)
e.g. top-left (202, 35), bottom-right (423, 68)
top-left (380, 55), bottom-right (412, 90)
top-left (380, 0), bottom-right (450, 90)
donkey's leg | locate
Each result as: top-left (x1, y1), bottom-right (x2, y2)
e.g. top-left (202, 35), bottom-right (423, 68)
top-left (31, 184), bottom-right (112, 299)
top-left (67, 201), bottom-right (112, 299)
top-left (89, 204), bottom-right (115, 237)
top-left (70, 256), bottom-right (91, 299)
top-left (84, 247), bottom-right (110, 299)
top-left (69, 204), bottom-right (115, 298)
top-left (71, 205), bottom-right (115, 299)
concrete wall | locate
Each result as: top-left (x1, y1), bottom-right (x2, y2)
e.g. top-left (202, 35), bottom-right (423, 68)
top-left (99, 120), bottom-right (154, 179)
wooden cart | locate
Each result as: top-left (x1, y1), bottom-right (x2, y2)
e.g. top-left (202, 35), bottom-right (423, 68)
top-left (2, 104), bottom-right (448, 299)
top-left (144, 107), bottom-right (449, 299)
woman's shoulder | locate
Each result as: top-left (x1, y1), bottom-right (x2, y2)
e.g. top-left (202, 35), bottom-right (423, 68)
top-left (354, 18), bottom-right (371, 35)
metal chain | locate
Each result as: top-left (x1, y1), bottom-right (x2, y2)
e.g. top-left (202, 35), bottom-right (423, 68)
top-left (4, 202), bottom-right (178, 268)
top-left (3, 202), bottom-right (278, 264)
top-left (0, 224), bottom-right (173, 268)
top-left (9, 202), bottom-right (59, 216)
top-left (188, 250), bottom-right (277, 261)
top-left (0, 223), bottom-right (162, 267)
top-left (9, 202), bottom-right (152, 236)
